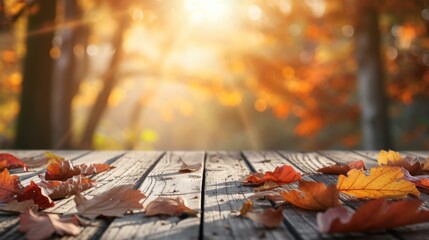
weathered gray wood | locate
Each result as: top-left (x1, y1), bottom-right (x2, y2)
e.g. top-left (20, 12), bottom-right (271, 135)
top-left (319, 150), bottom-right (378, 168)
top-left (101, 151), bottom-right (204, 240)
top-left (202, 151), bottom-right (295, 240)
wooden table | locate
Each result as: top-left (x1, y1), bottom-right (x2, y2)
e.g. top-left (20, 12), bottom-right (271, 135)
top-left (1, 150), bottom-right (429, 240)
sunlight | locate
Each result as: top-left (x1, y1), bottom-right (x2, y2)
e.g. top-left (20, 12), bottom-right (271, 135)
top-left (184, 0), bottom-right (231, 24)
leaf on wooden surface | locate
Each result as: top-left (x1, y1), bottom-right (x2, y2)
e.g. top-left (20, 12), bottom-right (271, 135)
top-left (402, 169), bottom-right (429, 190)
top-left (145, 197), bottom-right (197, 217)
top-left (337, 166), bottom-right (419, 199)
top-left (254, 181), bottom-right (281, 192)
top-left (0, 153), bottom-right (28, 171)
top-left (242, 172), bottom-right (265, 186)
top-left (75, 184), bottom-right (145, 219)
top-left (264, 165), bottom-right (301, 184)
top-left (19, 209), bottom-right (80, 240)
top-left (178, 162), bottom-right (202, 173)
top-left (0, 200), bottom-right (37, 214)
top-left (21, 156), bottom-right (50, 169)
top-left (17, 181), bottom-right (54, 210)
top-left (317, 198), bottom-right (429, 233)
top-left (239, 200), bottom-right (283, 228)
top-left (239, 199), bottom-right (254, 216)
top-left (0, 169), bottom-right (23, 203)
top-left (78, 163), bottom-right (112, 175)
top-left (39, 176), bottom-right (95, 200)
top-left (43, 159), bottom-right (81, 181)
top-left (317, 160), bottom-right (365, 175)
top-left (422, 157), bottom-right (429, 172)
top-left (281, 181), bottom-right (340, 211)
top-left (378, 150), bottom-right (422, 175)
top-left (249, 190), bottom-right (285, 202)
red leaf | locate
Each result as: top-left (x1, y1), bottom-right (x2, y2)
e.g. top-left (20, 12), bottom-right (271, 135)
top-left (44, 159), bottom-right (81, 181)
top-left (19, 209), bottom-right (80, 240)
top-left (242, 172), bottom-right (265, 186)
top-left (39, 176), bottom-right (95, 200)
top-left (317, 198), bottom-right (429, 233)
top-left (75, 184), bottom-right (145, 219)
top-left (0, 153), bottom-right (28, 171)
top-left (263, 165), bottom-right (301, 184)
top-left (317, 160), bottom-right (365, 175)
top-left (145, 197), bottom-right (197, 217)
top-left (17, 181), bottom-right (54, 210)
top-left (0, 169), bottom-right (24, 203)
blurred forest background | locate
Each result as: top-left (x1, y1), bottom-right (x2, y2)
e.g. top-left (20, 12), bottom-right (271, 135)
top-left (0, 0), bottom-right (429, 150)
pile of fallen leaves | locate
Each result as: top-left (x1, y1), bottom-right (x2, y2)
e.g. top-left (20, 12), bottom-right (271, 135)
top-left (240, 150), bottom-right (429, 233)
top-left (0, 152), bottom-right (198, 239)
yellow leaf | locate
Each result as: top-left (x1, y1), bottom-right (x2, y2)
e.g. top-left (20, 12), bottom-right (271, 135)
top-left (337, 166), bottom-right (419, 199)
top-left (378, 150), bottom-right (402, 165)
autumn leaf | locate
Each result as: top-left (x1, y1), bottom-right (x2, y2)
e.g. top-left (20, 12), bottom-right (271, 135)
top-left (317, 160), bottom-right (365, 175)
top-left (422, 157), bottom-right (429, 172)
top-left (44, 159), bottom-right (81, 181)
top-left (317, 198), bottom-right (429, 233)
top-left (75, 184), bottom-right (145, 219)
top-left (19, 209), bottom-right (80, 240)
top-left (21, 156), bottom-right (50, 169)
top-left (337, 166), bottom-right (419, 199)
top-left (239, 200), bottom-right (283, 228)
top-left (145, 197), bottom-right (197, 217)
top-left (264, 165), bottom-right (301, 184)
top-left (0, 200), bottom-right (37, 214)
top-left (78, 163), bottom-right (112, 175)
top-left (0, 153), bottom-right (28, 171)
top-left (241, 172), bottom-right (265, 186)
top-left (402, 169), bottom-right (429, 190)
top-left (281, 181), bottom-right (340, 211)
top-left (178, 162), bottom-right (202, 173)
top-left (249, 190), bottom-right (285, 202)
top-left (254, 181), bottom-right (281, 192)
top-left (378, 150), bottom-right (421, 175)
top-left (39, 176), bottom-right (95, 200)
top-left (17, 181), bottom-right (55, 210)
top-left (0, 169), bottom-right (24, 203)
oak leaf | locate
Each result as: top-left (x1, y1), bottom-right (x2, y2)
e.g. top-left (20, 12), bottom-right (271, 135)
top-left (19, 209), bottom-right (80, 240)
top-left (264, 165), bottom-right (301, 184)
top-left (0, 169), bottom-right (23, 203)
top-left (0, 200), bottom-right (37, 214)
top-left (145, 197), bottom-right (197, 217)
top-left (317, 160), bottom-right (365, 175)
top-left (378, 150), bottom-right (422, 175)
top-left (337, 166), bottom-right (419, 199)
top-left (39, 176), bottom-right (95, 200)
top-left (178, 162), bottom-right (202, 173)
top-left (281, 181), bottom-right (340, 211)
top-left (239, 200), bottom-right (283, 228)
top-left (0, 153), bottom-right (28, 171)
top-left (75, 184), bottom-right (145, 219)
top-left (317, 198), bottom-right (429, 233)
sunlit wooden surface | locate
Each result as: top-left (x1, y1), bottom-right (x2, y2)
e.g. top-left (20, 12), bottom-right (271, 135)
top-left (1, 150), bottom-right (429, 239)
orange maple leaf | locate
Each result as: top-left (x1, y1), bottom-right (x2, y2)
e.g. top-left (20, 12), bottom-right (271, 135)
top-left (318, 198), bottom-right (429, 233)
top-left (281, 181), bottom-right (340, 211)
top-left (264, 165), bottom-right (301, 184)
top-left (0, 169), bottom-right (24, 203)
top-left (337, 166), bottom-right (419, 199)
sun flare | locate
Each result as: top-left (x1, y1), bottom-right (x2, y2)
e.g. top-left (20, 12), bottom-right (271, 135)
top-left (184, 0), bottom-right (231, 24)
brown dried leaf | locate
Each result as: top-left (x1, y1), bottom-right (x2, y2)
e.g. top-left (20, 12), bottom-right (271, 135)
top-left (145, 197), bottom-right (197, 217)
top-left (245, 208), bottom-right (283, 228)
top-left (39, 176), bottom-right (95, 200)
top-left (75, 184), bottom-right (145, 219)
top-left (317, 198), bottom-right (429, 233)
top-left (317, 160), bottom-right (365, 175)
top-left (19, 209), bottom-right (80, 240)
top-left (378, 150), bottom-right (422, 175)
top-left (248, 190), bottom-right (285, 202)
top-left (0, 200), bottom-right (37, 214)
top-left (281, 181), bottom-right (340, 211)
top-left (239, 199), bottom-right (253, 216)
top-left (254, 181), bottom-right (281, 192)
top-left (0, 169), bottom-right (23, 203)
top-left (178, 162), bottom-right (202, 173)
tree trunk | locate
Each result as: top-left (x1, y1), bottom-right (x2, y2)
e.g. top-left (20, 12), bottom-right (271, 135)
top-left (16, 1), bottom-right (56, 149)
top-left (79, 16), bottom-right (129, 149)
top-left (355, 1), bottom-right (391, 150)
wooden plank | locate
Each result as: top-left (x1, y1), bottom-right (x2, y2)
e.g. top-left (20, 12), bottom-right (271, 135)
top-left (319, 150), bottom-right (378, 168)
top-left (101, 151), bottom-right (204, 240)
top-left (0, 150), bottom-right (133, 239)
top-left (202, 151), bottom-right (295, 240)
